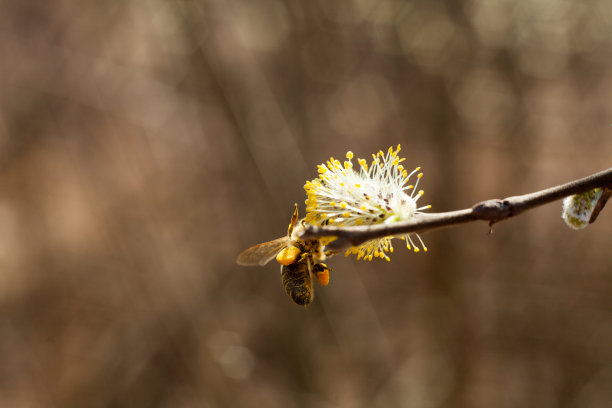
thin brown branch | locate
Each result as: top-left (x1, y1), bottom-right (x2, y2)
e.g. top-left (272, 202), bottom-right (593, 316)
top-left (299, 168), bottom-right (612, 252)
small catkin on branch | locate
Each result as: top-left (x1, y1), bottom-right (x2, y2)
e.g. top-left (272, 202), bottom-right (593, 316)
top-left (299, 168), bottom-right (612, 253)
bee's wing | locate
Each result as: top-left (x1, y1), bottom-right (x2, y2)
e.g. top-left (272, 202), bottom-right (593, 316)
top-left (236, 237), bottom-right (290, 266)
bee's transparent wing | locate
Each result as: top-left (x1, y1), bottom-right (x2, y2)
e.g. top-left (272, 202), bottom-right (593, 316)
top-left (236, 237), bottom-right (289, 266)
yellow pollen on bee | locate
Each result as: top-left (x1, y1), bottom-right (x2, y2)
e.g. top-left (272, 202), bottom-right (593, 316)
top-left (316, 270), bottom-right (329, 286)
top-left (276, 246), bottom-right (301, 266)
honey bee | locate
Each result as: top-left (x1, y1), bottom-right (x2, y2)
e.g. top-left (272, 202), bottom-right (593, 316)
top-left (236, 204), bottom-right (330, 307)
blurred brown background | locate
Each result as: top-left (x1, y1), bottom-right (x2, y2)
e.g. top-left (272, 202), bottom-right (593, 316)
top-left (1, 1), bottom-right (612, 407)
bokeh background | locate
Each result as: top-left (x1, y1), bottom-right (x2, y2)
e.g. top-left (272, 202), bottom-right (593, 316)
top-left (1, 1), bottom-right (612, 407)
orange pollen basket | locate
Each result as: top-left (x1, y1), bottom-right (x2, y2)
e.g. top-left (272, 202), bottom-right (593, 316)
top-left (276, 246), bottom-right (301, 266)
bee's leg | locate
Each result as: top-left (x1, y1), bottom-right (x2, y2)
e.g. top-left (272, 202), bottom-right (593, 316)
top-left (276, 245), bottom-right (302, 266)
top-left (313, 263), bottom-right (330, 286)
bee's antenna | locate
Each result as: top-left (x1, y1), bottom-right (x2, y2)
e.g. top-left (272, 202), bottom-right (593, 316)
top-left (287, 203), bottom-right (299, 236)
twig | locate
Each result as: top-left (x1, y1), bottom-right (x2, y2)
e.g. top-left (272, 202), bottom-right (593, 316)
top-left (299, 168), bottom-right (612, 252)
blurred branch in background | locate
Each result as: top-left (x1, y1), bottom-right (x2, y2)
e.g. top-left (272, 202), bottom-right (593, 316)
top-left (301, 168), bottom-right (612, 252)
top-left (3, 0), bottom-right (612, 406)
